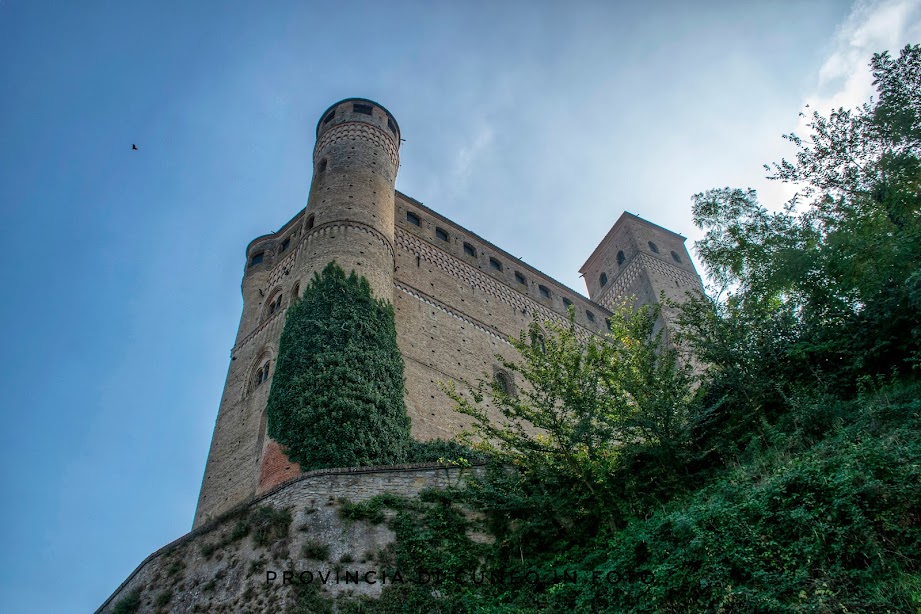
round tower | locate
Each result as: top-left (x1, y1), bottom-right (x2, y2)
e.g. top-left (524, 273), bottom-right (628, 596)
top-left (300, 98), bottom-right (401, 300)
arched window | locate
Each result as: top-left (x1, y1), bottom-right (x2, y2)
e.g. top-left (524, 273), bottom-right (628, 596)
top-left (648, 241), bottom-right (659, 254)
top-left (292, 282), bottom-right (300, 299)
top-left (671, 250), bottom-right (682, 263)
top-left (267, 292), bottom-right (283, 316)
top-left (407, 212), bottom-right (421, 226)
top-left (599, 272), bottom-right (608, 287)
top-left (435, 227), bottom-right (449, 242)
top-left (489, 257), bottom-right (503, 271)
top-left (305, 215), bottom-right (315, 231)
top-left (617, 251), bottom-right (625, 266)
top-left (254, 361), bottom-right (270, 388)
top-left (318, 158), bottom-right (328, 173)
top-left (538, 285), bottom-right (551, 299)
top-left (463, 242), bottom-right (476, 257)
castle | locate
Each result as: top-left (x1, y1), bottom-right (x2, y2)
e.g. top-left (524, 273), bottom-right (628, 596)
top-left (193, 98), bottom-right (704, 529)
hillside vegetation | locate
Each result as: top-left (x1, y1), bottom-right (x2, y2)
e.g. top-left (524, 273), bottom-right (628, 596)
top-left (324, 45), bottom-right (921, 613)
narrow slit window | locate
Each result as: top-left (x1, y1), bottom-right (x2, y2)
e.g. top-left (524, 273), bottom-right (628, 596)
top-left (280, 238), bottom-right (290, 252)
top-left (305, 215), bottom-right (315, 231)
top-left (648, 241), bottom-right (659, 254)
top-left (671, 250), bottom-right (682, 263)
top-left (353, 103), bottom-right (373, 115)
top-left (249, 252), bottom-right (264, 267)
top-left (435, 227), bottom-right (449, 242)
top-left (586, 310), bottom-right (596, 322)
top-left (617, 251), bottom-right (625, 266)
top-left (387, 118), bottom-right (397, 135)
top-left (515, 271), bottom-right (526, 284)
top-left (539, 285), bottom-right (551, 299)
top-left (600, 272), bottom-right (608, 287)
top-left (318, 158), bottom-right (327, 173)
top-left (463, 242), bottom-right (476, 257)
top-left (489, 257), bottom-right (502, 271)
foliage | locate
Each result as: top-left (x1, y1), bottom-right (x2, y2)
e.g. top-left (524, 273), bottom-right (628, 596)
top-left (301, 539), bottom-right (330, 561)
top-left (445, 303), bottom-right (697, 523)
top-left (690, 45), bottom-right (921, 385)
top-left (248, 505), bottom-right (292, 548)
top-left (111, 589), bottom-right (141, 614)
top-left (266, 262), bottom-right (413, 471)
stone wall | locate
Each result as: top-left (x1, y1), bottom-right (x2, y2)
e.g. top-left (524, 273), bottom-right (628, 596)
top-left (99, 464), bottom-right (484, 613)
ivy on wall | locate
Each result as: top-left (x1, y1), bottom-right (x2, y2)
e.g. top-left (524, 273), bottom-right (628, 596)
top-left (266, 262), bottom-right (412, 471)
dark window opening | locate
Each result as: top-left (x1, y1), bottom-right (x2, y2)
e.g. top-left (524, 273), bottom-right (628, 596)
top-left (463, 242), bottom-right (476, 257)
top-left (293, 283), bottom-right (300, 298)
top-left (318, 158), bottom-right (327, 173)
top-left (531, 332), bottom-right (546, 353)
top-left (515, 271), bottom-right (526, 284)
top-left (407, 212), bottom-right (421, 226)
top-left (353, 103), bottom-right (373, 115)
top-left (494, 371), bottom-right (511, 396)
top-left (268, 293), bottom-right (283, 315)
top-left (617, 251), bottom-right (625, 266)
top-left (539, 285), bottom-right (551, 299)
top-left (249, 251), bottom-right (264, 266)
top-left (586, 310), bottom-right (596, 322)
top-left (435, 227), bottom-right (449, 242)
top-left (489, 257), bottom-right (502, 271)
top-left (323, 111), bottom-right (335, 124)
top-left (562, 298), bottom-right (573, 309)
top-left (600, 272), bottom-right (608, 287)
top-left (648, 241), bottom-right (659, 254)
top-left (671, 250), bottom-right (682, 263)
top-left (256, 362), bottom-right (270, 386)
top-left (387, 118), bottom-right (397, 135)
top-left (280, 238), bottom-right (290, 252)
top-left (306, 215), bottom-right (315, 231)
top-left (605, 318), bottom-right (612, 331)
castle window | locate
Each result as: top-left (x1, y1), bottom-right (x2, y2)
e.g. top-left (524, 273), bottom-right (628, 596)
top-left (268, 293), bottom-right (283, 315)
top-left (318, 158), bottom-right (327, 173)
top-left (353, 103), bottom-right (373, 115)
top-left (562, 297), bottom-right (573, 308)
top-left (249, 251), bottom-right (264, 267)
top-left (671, 250), bottom-right (682, 263)
top-left (648, 241), bottom-right (659, 254)
top-left (280, 237), bottom-right (290, 252)
top-left (387, 118), bottom-right (397, 136)
top-left (515, 271), bottom-right (526, 284)
top-left (292, 283), bottom-right (300, 298)
top-left (255, 362), bottom-right (270, 388)
top-left (407, 212), bottom-right (421, 226)
top-left (531, 332), bottom-right (546, 353)
top-left (600, 272), bottom-right (608, 287)
top-left (617, 251), bottom-right (625, 266)
top-left (494, 371), bottom-right (512, 396)
top-left (538, 285), bottom-right (551, 299)
top-left (435, 227), bottom-right (449, 242)
top-left (586, 310), bottom-right (596, 323)
top-left (489, 257), bottom-right (502, 271)
top-left (323, 111), bottom-right (335, 124)
top-left (605, 318), bottom-right (612, 331)
top-left (306, 215), bottom-right (315, 231)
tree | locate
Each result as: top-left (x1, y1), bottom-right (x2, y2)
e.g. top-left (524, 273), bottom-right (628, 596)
top-left (265, 262), bottom-right (412, 471)
top-left (445, 304), bottom-right (697, 524)
top-left (689, 45), bottom-right (921, 385)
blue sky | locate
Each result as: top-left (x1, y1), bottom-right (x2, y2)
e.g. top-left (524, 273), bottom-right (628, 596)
top-left (1, 1), bottom-right (918, 612)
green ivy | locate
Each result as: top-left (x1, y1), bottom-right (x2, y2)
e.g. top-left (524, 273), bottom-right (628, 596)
top-left (266, 262), bottom-right (412, 471)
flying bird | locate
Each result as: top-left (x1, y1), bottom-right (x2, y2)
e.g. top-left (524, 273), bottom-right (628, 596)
top-left (132, 144), bottom-right (138, 151)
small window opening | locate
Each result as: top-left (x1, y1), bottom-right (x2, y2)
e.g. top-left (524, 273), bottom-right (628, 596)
top-left (318, 158), bottom-right (327, 173)
top-left (515, 271), bottom-right (526, 284)
top-left (255, 362), bottom-right (270, 387)
top-left (605, 318), bottom-right (612, 331)
top-left (463, 242), bottom-right (476, 257)
top-left (306, 215), bottom-right (315, 231)
top-left (671, 250), bottom-right (682, 263)
top-left (562, 297), bottom-right (573, 309)
top-left (323, 111), bottom-right (335, 124)
top-left (539, 285), bottom-right (551, 299)
top-left (648, 241), bottom-right (659, 254)
top-left (531, 332), bottom-right (546, 353)
top-left (494, 371), bottom-right (511, 396)
top-left (586, 310), bottom-right (596, 323)
top-left (407, 212), bottom-right (421, 226)
top-left (353, 103), bottom-right (373, 115)
top-left (268, 293), bottom-right (283, 315)
top-left (489, 257), bottom-right (502, 271)
top-left (617, 251), bottom-right (625, 266)
top-left (600, 272), bottom-right (608, 287)
top-left (387, 118), bottom-right (397, 135)
top-left (435, 227), bottom-right (449, 242)
top-left (249, 251), bottom-right (264, 267)
top-left (280, 237), bottom-right (290, 252)
top-left (292, 283), bottom-right (300, 298)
